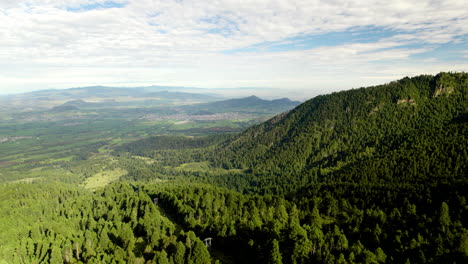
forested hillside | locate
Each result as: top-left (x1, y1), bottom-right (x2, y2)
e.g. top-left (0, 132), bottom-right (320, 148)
top-left (211, 72), bottom-right (468, 194)
top-left (105, 72), bottom-right (468, 263)
top-left (135, 72), bottom-right (467, 263)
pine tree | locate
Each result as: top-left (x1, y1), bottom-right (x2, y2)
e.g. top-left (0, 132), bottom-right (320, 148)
top-left (158, 250), bottom-right (170, 264)
top-left (268, 239), bottom-right (282, 264)
top-left (50, 245), bottom-right (63, 264)
top-left (174, 241), bottom-right (186, 264)
top-left (191, 240), bottom-right (210, 264)
top-left (439, 202), bottom-right (451, 232)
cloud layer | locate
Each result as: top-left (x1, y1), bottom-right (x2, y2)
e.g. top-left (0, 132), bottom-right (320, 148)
top-left (0, 0), bottom-right (466, 98)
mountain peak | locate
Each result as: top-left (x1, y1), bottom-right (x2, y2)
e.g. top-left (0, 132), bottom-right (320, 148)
top-left (244, 95), bottom-right (261, 100)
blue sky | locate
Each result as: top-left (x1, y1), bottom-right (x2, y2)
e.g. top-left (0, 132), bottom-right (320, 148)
top-left (224, 26), bottom-right (403, 54)
top-left (0, 0), bottom-right (466, 99)
top-left (66, 1), bottom-right (126, 12)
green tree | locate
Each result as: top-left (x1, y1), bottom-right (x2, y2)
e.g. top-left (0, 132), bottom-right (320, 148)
top-left (289, 224), bottom-right (312, 264)
top-left (375, 247), bottom-right (387, 263)
top-left (191, 240), bottom-right (210, 264)
top-left (50, 245), bottom-right (63, 264)
top-left (458, 229), bottom-right (468, 257)
top-left (174, 241), bottom-right (186, 264)
top-left (268, 239), bottom-right (282, 264)
top-left (439, 202), bottom-right (451, 232)
top-left (158, 250), bottom-right (170, 264)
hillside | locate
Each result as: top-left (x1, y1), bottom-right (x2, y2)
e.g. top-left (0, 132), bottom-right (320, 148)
top-left (212, 72), bottom-right (468, 193)
top-left (165, 72), bottom-right (468, 263)
top-left (133, 72), bottom-right (467, 263)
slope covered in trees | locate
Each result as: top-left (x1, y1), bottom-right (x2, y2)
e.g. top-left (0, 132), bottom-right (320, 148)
top-left (133, 72), bottom-right (467, 263)
top-left (118, 72), bottom-right (467, 263)
top-left (211, 72), bottom-right (468, 194)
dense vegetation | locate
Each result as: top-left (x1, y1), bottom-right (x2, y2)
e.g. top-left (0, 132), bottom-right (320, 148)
top-left (210, 72), bottom-right (468, 193)
top-left (0, 182), bottom-right (212, 264)
top-left (0, 72), bottom-right (467, 263)
top-left (118, 72), bottom-right (468, 263)
top-left (144, 182), bottom-right (468, 263)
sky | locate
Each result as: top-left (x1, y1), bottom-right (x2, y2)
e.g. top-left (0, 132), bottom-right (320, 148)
top-left (0, 0), bottom-right (466, 99)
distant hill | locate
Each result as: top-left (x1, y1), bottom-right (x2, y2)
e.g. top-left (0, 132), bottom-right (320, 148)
top-left (182, 95), bottom-right (301, 114)
top-left (212, 72), bottom-right (468, 193)
top-left (61, 99), bottom-right (89, 106)
top-left (50, 104), bottom-right (80, 112)
top-left (49, 100), bottom-right (96, 111)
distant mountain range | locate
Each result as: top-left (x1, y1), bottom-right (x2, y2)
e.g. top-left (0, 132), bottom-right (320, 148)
top-left (0, 86), bottom-right (300, 113)
top-left (0, 86), bottom-right (221, 111)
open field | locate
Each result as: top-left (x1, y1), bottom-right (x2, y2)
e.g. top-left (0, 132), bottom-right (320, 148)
top-left (82, 168), bottom-right (127, 190)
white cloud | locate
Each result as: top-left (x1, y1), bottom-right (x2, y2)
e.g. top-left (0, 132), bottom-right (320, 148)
top-left (0, 0), bottom-right (466, 98)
